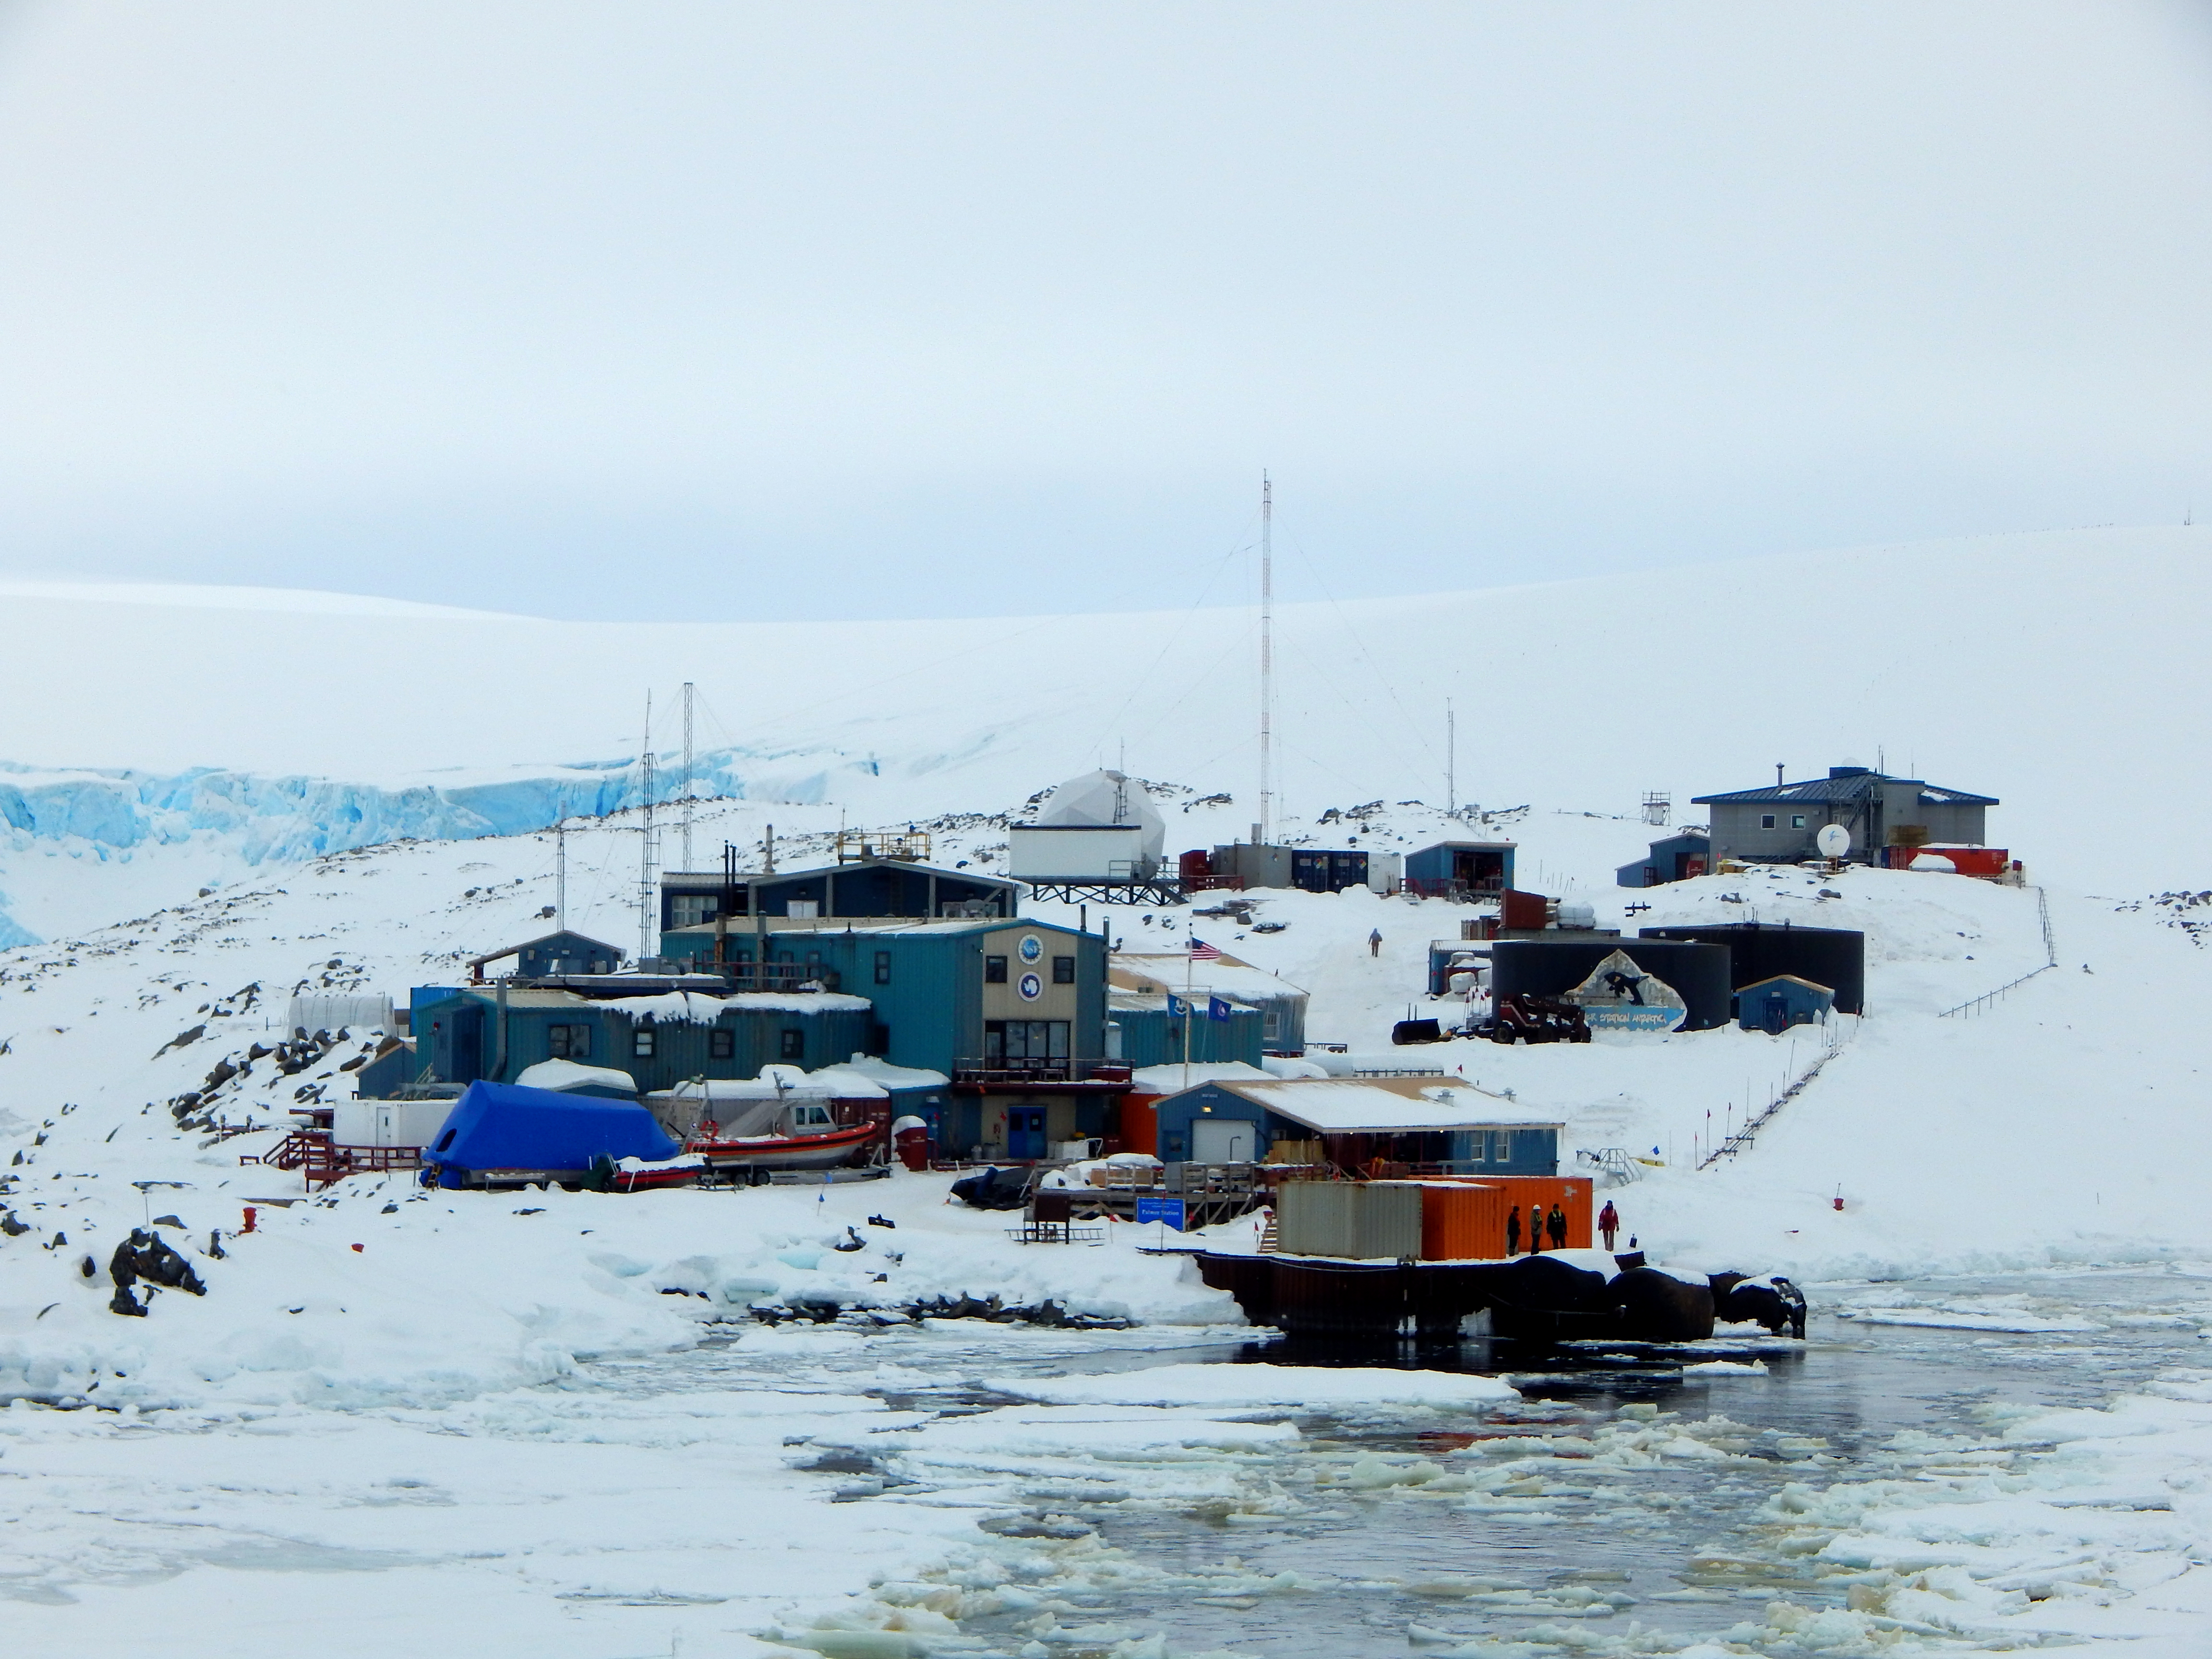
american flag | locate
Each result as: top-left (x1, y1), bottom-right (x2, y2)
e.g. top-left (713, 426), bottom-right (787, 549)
top-left (1187, 937), bottom-right (1222, 961)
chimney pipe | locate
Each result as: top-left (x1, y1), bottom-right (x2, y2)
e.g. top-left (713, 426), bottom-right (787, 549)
top-left (1776, 763), bottom-right (1785, 788)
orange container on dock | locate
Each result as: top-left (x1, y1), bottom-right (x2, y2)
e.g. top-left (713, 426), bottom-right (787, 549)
top-left (1415, 1176), bottom-right (1594, 1259)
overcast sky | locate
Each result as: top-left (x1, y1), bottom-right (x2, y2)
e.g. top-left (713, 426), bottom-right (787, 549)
top-left (0, 1), bottom-right (2206, 622)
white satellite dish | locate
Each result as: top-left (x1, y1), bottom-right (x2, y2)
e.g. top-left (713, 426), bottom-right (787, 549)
top-left (1815, 824), bottom-right (1851, 858)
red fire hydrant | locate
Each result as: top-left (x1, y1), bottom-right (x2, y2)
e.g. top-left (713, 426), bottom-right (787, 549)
top-left (241, 1205), bottom-right (257, 1233)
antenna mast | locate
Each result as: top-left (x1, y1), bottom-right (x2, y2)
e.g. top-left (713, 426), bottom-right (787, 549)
top-left (680, 680), bottom-right (696, 871)
top-left (638, 693), bottom-right (657, 964)
top-left (555, 821), bottom-right (566, 932)
top-left (1259, 473), bottom-right (1274, 843)
top-left (1446, 697), bottom-right (1455, 817)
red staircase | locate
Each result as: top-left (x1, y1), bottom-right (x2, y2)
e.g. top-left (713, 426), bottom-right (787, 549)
top-left (240, 1130), bottom-right (420, 1189)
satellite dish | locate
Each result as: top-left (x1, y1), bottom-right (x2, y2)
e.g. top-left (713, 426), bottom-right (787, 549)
top-left (1815, 824), bottom-right (1851, 858)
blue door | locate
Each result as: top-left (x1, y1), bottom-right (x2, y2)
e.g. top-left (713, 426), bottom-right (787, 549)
top-left (1007, 1106), bottom-right (1048, 1160)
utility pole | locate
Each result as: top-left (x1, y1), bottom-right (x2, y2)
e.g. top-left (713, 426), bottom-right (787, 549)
top-left (1259, 473), bottom-right (1274, 843)
top-left (555, 822), bottom-right (566, 932)
top-left (680, 680), bottom-right (696, 872)
top-left (638, 693), bottom-right (657, 964)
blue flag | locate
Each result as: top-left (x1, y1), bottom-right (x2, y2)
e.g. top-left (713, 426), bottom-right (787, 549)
top-left (1207, 996), bottom-right (1232, 1022)
top-left (1166, 994), bottom-right (1190, 1018)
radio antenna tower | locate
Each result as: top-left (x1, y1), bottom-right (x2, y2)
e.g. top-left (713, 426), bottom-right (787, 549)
top-left (637, 692), bottom-right (657, 963)
top-left (680, 680), bottom-right (696, 871)
top-left (1259, 473), bottom-right (1274, 843)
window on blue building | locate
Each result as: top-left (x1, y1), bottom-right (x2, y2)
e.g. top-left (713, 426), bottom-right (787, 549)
top-left (633, 1024), bottom-right (655, 1058)
top-left (779, 1029), bottom-right (805, 1061)
top-left (709, 1028), bottom-right (734, 1059)
top-left (984, 955), bottom-right (1008, 984)
top-left (548, 1023), bottom-right (591, 1058)
top-left (874, 951), bottom-right (892, 985)
top-left (1052, 955), bottom-right (1074, 984)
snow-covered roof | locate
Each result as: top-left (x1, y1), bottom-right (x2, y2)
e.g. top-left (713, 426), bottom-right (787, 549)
top-left (1109, 953), bottom-right (1309, 1003)
top-left (642, 1057), bottom-right (947, 1102)
top-left (514, 1058), bottom-right (638, 1094)
top-left (1693, 771), bottom-right (1997, 807)
top-left (1205, 1078), bottom-right (1564, 1134)
top-left (1130, 1061), bottom-right (1275, 1094)
top-left (832, 1054), bottom-right (951, 1090)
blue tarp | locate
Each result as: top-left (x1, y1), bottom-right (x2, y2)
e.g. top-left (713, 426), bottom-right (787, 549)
top-left (426, 1080), bottom-right (679, 1187)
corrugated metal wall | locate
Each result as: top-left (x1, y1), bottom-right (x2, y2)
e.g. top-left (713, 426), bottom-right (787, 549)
top-left (1276, 1180), bottom-right (1423, 1259)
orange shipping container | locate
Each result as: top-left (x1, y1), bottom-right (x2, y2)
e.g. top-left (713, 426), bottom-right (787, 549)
top-left (1118, 1094), bottom-right (1161, 1157)
top-left (1415, 1175), bottom-right (1594, 1259)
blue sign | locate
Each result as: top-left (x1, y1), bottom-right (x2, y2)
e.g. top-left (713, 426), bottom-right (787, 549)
top-left (1166, 994), bottom-right (1190, 1018)
top-left (1134, 1196), bottom-right (1187, 1230)
top-left (1207, 996), bottom-right (1232, 1022)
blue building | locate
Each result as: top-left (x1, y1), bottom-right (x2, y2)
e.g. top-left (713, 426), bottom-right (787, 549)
top-left (1616, 829), bottom-right (1712, 889)
top-left (1404, 840), bottom-right (1517, 899)
top-left (467, 931), bottom-right (625, 980)
top-left (1107, 951), bottom-right (1309, 1054)
top-left (1734, 974), bottom-right (1834, 1034)
top-left (1107, 991), bottom-right (1266, 1069)
top-left (1150, 1076), bottom-right (1562, 1172)
top-left (380, 984), bottom-right (877, 1098)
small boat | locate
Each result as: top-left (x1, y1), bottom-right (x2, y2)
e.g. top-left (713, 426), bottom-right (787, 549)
top-left (687, 1120), bottom-right (878, 1173)
top-left (612, 1153), bottom-right (707, 1192)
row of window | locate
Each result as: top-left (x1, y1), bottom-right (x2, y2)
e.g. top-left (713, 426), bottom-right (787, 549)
top-left (1758, 813), bottom-right (1811, 830)
top-left (546, 1022), bottom-right (802, 1062)
top-left (984, 954), bottom-right (1077, 984)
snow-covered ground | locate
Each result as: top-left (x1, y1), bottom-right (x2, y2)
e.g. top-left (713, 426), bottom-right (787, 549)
top-left (3, 535), bottom-right (2210, 1654)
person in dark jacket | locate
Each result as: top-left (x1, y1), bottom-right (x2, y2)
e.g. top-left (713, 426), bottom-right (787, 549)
top-left (1504, 1206), bottom-right (1521, 1257)
top-left (1599, 1200), bottom-right (1620, 1251)
top-left (1546, 1204), bottom-right (1567, 1249)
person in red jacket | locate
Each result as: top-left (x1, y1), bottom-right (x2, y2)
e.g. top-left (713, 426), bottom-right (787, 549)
top-left (1599, 1200), bottom-right (1621, 1251)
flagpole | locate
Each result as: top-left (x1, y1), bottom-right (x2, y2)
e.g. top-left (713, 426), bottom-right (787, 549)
top-left (1182, 938), bottom-right (1192, 1091)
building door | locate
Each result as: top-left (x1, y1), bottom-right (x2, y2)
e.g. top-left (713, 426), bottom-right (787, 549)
top-left (1192, 1118), bottom-right (1254, 1163)
top-left (1007, 1106), bottom-right (1048, 1160)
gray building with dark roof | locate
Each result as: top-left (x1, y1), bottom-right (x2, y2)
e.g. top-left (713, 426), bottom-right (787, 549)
top-left (1692, 766), bottom-right (1996, 865)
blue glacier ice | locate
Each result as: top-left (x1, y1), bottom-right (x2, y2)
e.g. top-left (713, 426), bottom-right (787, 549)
top-left (0, 742), bottom-right (872, 946)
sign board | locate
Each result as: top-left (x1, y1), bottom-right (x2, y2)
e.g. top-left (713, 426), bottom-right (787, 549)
top-left (1134, 1196), bottom-right (1187, 1230)
top-left (1564, 948), bottom-right (1686, 1033)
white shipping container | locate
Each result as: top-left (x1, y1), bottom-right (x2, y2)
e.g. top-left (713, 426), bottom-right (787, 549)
top-left (333, 1098), bottom-right (455, 1149)
top-left (1007, 825), bottom-right (1153, 882)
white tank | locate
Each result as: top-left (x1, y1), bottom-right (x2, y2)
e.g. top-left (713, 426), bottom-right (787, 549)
top-left (1009, 770), bottom-right (1168, 882)
top-left (1034, 769), bottom-right (1166, 862)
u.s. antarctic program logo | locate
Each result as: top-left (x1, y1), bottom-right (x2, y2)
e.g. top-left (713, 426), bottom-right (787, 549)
top-left (1018, 935), bottom-right (1044, 963)
top-left (1018, 972), bottom-right (1044, 1001)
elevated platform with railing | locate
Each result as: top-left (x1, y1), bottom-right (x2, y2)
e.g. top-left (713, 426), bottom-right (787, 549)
top-left (240, 1129), bottom-right (421, 1189)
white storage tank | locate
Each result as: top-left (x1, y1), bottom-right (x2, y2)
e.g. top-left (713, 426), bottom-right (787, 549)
top-left (1007, 769), bottom-right (1167, 882)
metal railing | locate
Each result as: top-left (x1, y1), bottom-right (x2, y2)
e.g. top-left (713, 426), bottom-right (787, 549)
top-left (1939, 887), bottom-right (2057, 1018)
top-left (1698, 1019), bottom-right (1855, 1169)
top-left (950, 1058), bottom-right (1134, 1086)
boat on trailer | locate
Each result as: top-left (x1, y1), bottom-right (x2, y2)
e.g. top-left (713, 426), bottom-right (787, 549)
top-left (686, 1099), bottom-right (880, 1174)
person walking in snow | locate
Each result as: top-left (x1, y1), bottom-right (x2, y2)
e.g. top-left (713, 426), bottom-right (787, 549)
top-left (1504, 1206), bottom-right (1521, 1257)
top-left (1546, 1204), bottom-right (1567, 1250)
top-left (1599, 1201), bottom-right (1620, 1251)
top-left (1368, 928), bottom-right (1382, 958)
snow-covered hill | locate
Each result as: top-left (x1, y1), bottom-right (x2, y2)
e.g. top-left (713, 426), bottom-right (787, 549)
top-left (0, 524), bottom-right (2204, 949)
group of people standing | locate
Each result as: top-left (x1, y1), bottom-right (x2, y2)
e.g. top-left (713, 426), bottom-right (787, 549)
top-left (1503, 1202), bottom-right (1568, 1255)
top-left (1502, 1198), bottom-right (1624, 1257)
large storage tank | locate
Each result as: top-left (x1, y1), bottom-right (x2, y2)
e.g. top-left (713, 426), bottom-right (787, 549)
top-left (1490, 939), bottom-right (1734, 1031)
top-left (1007, 770), bottom-right (1167, 882)
top-left (1637, 922), bottom-right (1865, 1015)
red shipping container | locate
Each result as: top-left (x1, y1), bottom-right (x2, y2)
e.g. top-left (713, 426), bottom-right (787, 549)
top-left (1408, 1176), bottom-right (1593, 1258)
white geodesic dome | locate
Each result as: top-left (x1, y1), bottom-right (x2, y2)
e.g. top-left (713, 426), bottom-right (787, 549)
top-left (1034, 769), bottom-right (1166, 865)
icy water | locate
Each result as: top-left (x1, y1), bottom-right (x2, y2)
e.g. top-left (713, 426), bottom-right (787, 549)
top-left (588, 1266), bottom-right (2212, 1656)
